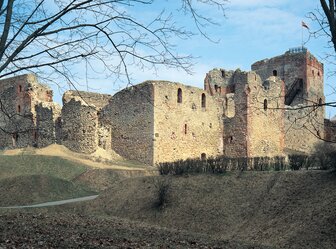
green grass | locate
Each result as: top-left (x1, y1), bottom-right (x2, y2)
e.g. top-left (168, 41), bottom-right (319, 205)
top-left (0, 155), bottom-right (88, 181)
top-left (0, 175), bottom-right (96, 206)
top-left (0, 155), bottom-right (95, 206)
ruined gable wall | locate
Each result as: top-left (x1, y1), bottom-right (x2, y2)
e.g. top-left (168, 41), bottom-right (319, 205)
top-left (152, 81), bottom-right (223, 164)
top-left (204, 68), bottom-right (235, 96)
top-left (61, 97), bottom-right (98, 153)
top-left (246, 74), bottom-right (285, 157)
top-left (108, 83), bottom-right (154, 165)
top-left (63, 90), bottom-right (111, 110)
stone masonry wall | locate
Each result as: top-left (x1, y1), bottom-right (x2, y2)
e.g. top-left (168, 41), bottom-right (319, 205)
top-left (324, 119), bottom-right (336, 142)
top-left (285, 105), bottom-right (325, 153)
top-left (222, 70), bottom-right (249, 158)
top-left (153, 81), bottom-right (223, 164)
top-left (108, 83), bottom-right (154, 165)
top-left (246, 74), bottom-right (285, 157)
top-left (35, 102), bottom-right (61, 148)
top-left (0, 75), bottom-right (39, 149)
top-left (61, 97), bottom-right (98, 153)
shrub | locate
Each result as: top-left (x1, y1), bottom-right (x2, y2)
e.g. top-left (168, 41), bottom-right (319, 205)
top-left (313, 142), bottom-right (336, 170)
top-left (152, 177), bottom-right (172, 210)
top-left (288, 154), bottom-right (308, 171)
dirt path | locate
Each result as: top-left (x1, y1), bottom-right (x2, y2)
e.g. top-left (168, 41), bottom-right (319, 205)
top-left (0, 195), bottom-right (99, 209)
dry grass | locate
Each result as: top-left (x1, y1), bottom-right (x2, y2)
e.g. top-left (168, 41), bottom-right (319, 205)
top-left (84, 171), bottom-right (336, 249)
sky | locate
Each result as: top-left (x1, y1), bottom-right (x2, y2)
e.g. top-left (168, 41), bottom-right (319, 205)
top-left (49, 0), bottom-right (336, 118)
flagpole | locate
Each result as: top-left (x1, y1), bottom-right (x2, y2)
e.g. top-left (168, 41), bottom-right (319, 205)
top-left (301, 24), bottom-right (303, 48)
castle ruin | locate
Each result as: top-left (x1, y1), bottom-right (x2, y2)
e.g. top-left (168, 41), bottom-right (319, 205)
top-left (0, 48), bottom-right (334, 165)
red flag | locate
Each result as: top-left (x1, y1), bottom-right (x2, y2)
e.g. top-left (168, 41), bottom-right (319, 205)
top-left (302, 21), bottom-right (309, 29)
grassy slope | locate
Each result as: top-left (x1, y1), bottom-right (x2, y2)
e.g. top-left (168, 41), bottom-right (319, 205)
top-left (0, 175), bottom-right (96, 206)
top-left (0, 155), bottom-right (97, 206)
top-left (0, 155), bottom-right (88, 181)
top-left (86, 171), bottom-right (336, 249)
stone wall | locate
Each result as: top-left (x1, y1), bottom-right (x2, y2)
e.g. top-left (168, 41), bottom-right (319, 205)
top-left (35, 102), bottom-right (61, 148)
top-left (0, 74), bottom-right (51, 149)
top-left (204, 68), bottom-right (235, 96)
top-left (152, 81), bottom-right (223, 164)
top-left (284, 105), bottom-right (324, 153)
top-left (222, 70), bottom-right (249, 157)
top-left (246, 74), bottom-right (285, 157)
top-left (252, 48), bottom-right (325, 154)
top-left (108, 83), bottom-right (154, 165)
top-left (61, 97), bottom-right (98, 153)
top-left (63, 90), bottom-right (111, 110)
top-left (324, 119), bottom-right (336, 142)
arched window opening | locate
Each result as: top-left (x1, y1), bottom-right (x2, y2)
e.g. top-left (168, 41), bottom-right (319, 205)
top-left (318, 98), bottom-right (323, 106)
top-left (18, 85), bottom-right (22, 92)
top-left (263, 99), bottom-right (268, 111)
top-left (177, 88), bottom-right (182, 103)
top-left (228, 136), bottom-right (234, 143)
top-left (201, 153), bottom-right (207, 160)
top-left (184, 124), bottom-right (187, 134)
top-left (272, 70), bottom-right (277, 76)
top-left (17, 105), bottom-right (21, 113)
top-left (12, 133), bottom-right (19, 146)
top-left (221, 70), bottom-right (225, 78)
top-left (201, 93), bottom-right (206, 108)
top-left (214, 85), bottom-right (219, 92)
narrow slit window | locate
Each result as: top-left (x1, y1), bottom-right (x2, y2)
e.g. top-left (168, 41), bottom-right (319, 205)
top-left (263, 99), bottom-right (268, 111)
top-left (177, 88), bottom-right (182, 103)
top-left (17, 105), bottom-right (21, 113)
top-left (18, 85), bottom-right (22, 92)
top-left (184, 124), bottom-right (187, 134)
top-left (201, 93), bottom-right (206, 108)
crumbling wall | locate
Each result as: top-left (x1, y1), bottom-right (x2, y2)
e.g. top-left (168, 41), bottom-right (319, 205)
top-left (252, 48), bottom-right (325, 155)
top-left (246, 74), bottom-right (285, 157)
top-left (61, 97), bottom-right (98, 153)
top-left (63, 90), bottom-right (111, 109)
top-left (153, 81), bottom-right (223, 164)
top-left (204, 68), bottom-right (235, 96)
top-left (0, 75), bottom-right (36, 149)
top-left (35, 102), bottom-right (61, 147)
top-left (324, 119), bottom-right (336, 142)
top-left (107, 83), bottom-right (154, 165)
top-left (285, 105), bottom-right (325, 153)
top-left (222, 70), bottom-right (249, 158)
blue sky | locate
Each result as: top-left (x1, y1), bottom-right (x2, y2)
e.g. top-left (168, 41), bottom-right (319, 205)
top-left (50, 0), bottom-right (336, 117)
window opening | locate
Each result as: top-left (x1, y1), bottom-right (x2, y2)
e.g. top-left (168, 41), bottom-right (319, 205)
top-left (177, 88), bottom-right (182, 103)
top-left (201, 153), bottom-right (207, 160)
top-left (263, 99), bottom-right (268, 111)
top-left (273, 70), bottom-right (277, 76)
top-left (214, 85), bottom-right (219, 92)
top-left (201, 93), bottom-right (206, 108)
top-left (184, 124), bottom-right (187, 134)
